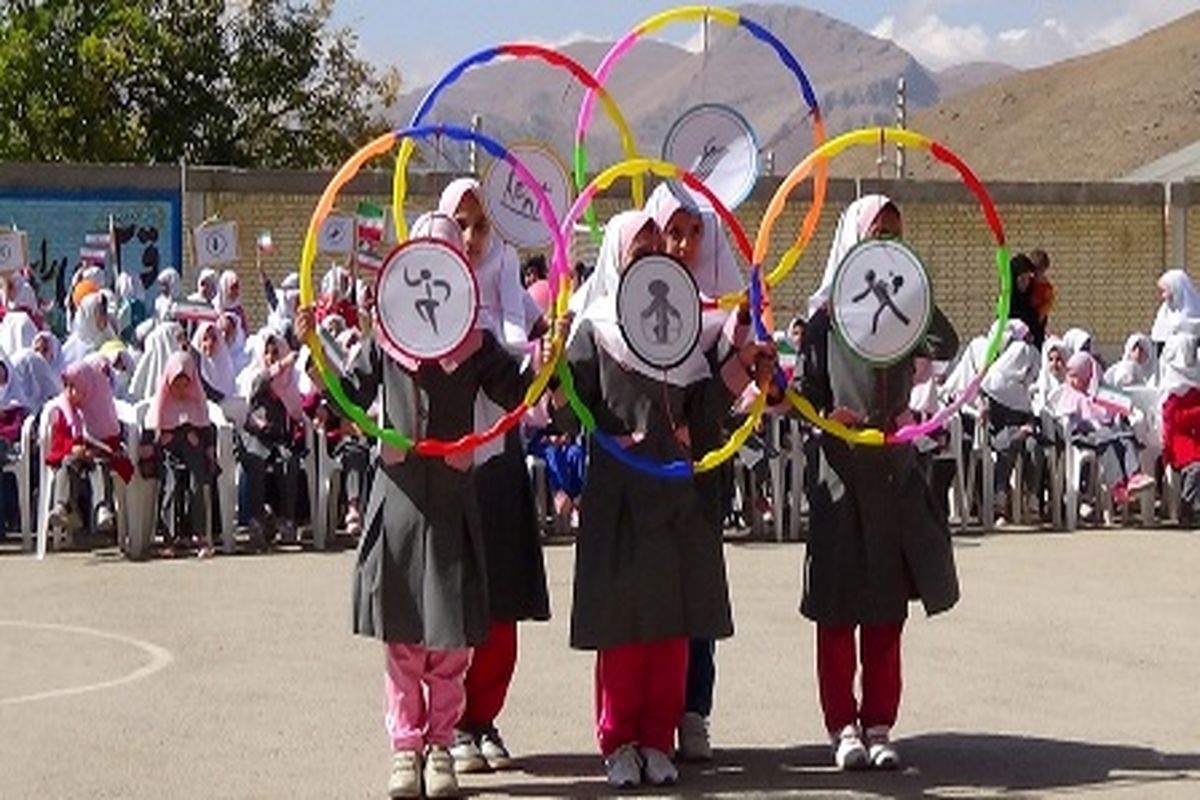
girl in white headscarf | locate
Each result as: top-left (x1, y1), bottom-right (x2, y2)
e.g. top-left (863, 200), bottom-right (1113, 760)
top-left (0, 354), bottom-right (31, 461)
top-left (114, 272), bottom-right (147, 341)
top-left (219, 311), bottom-right (251, 376)
top-left (1061, 327), bottom-right (1101, 394)
top-left (154, 267), bottom-right (181, 320)
top-left (192, 320), bottom-right (237, 402)
top-left (10, 337), bottom-right (63, 409)
top-left (189, 268), bottom-right (219, 305)
top-left (62, 292), bottom-right (119, 365)
top-left (1104, 333), bottom-right (1157, 388)
top-left (1032, 336), bottom-right (1069, 416)
top-left (552, 210), bottom-right (768, 790)
top-left (129, 321), bottom-right (188, 401)
top-left (1151, 269), bottom-right (1200, 345)
top-left (981, 326), bottom-right (1044, 519)
top-left (643, 179), bottom-right (744, 759)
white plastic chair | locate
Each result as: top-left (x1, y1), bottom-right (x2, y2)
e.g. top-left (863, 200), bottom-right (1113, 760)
top-left (311, 424), bottom-right (340, 550)
top-left (11, 413), bottom-right (36, 552)
top-left (37, 409), bottom-right (130, 559)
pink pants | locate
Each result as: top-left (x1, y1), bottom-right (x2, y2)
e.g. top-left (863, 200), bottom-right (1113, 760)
top-left (384, 643), bottom-right (471, 752)
top-left (594, 638), bottom-right (689, 756)
top-left (816, 622), bottom-right (904, 735)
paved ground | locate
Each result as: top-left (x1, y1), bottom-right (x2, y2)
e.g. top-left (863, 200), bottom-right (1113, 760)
top-left (2, 528), bottom-right (1199, 799)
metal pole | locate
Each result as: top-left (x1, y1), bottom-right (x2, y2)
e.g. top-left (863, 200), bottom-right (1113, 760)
top-left (179, 157), bottom-right (188, 272)
top-left (895, 77), bottom-right (907, 179)
top-left (469, 114), bottom-right (482, 175)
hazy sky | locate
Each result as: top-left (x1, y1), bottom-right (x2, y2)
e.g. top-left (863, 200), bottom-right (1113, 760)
top-left (331, 0), bottom-right (1200, 84)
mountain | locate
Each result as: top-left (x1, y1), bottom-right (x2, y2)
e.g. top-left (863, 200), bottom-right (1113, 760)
top-left (386, 3), bottom-right (951, 172)
top-left (908, 11), bottom-right (1200, 180)
top-left (935, 62), bottom-right (1019, 99)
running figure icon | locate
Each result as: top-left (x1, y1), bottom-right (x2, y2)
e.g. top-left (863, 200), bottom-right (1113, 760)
top-left (851, 269), bottom-right (910, 335)
top-left (405, 266), bottom-right (453, 334)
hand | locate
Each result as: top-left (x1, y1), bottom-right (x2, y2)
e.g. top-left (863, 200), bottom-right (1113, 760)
top-left (294, 306), bottom-right (316, 342)
top-left (552, 311), bottom-right (574, 344)
top-left (71, 443), bottom-right (89, 459)
top-left (830, 407), bottom-right (862, 427)
top-left (736, 340), bottom-right (775, 376)
top-left (893, 409), bottom-right (916, 430)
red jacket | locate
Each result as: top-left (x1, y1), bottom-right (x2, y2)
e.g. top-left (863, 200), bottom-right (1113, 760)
top-left (1162, 388), bottom-right (1200, 470)
top-left (45, 406), bottom-right (134, 482)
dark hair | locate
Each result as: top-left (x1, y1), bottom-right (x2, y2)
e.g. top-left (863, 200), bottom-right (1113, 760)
top-left (1028, 249), bottom-right (1050, 272)
top-left (522, 254), bottom-right (547, 282)
top-left (1010, 253), bottom-right (1036, 280)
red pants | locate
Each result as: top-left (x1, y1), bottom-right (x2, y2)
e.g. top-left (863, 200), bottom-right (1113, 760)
top-left (816, 622), bottom-right (903, 734)
top-left (594, 638), bottom-right (688, 756)
top-left (460, 620), bottom-right (518, 729)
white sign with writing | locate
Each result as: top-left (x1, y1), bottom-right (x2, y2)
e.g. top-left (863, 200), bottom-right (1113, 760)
top-left (0, 230), bottom-right (28, 272)
top-left (481, 142), bottom-right (571, 250)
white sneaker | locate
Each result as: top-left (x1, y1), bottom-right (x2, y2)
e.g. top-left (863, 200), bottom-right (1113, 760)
top-left (640, 747), bottom-right (679, 786)
top-left (387, 750), bottom-right (422, 799)
top-left (450, 728), bottom-right (487, 773)
top-left (865, 725), bottom-right (901, 770)
top-left (423, 745), bottom-right (460, 798)
top-left (832, 724), bottom-right (869, 770)
top-left (604, 743), bottom-right (642, 789)
top-left (478, 723), bottom-right (513, 770)
top-left (677, 711), bottom-right (713, 761)
top-left (95, 505), bottom-right (116, 534)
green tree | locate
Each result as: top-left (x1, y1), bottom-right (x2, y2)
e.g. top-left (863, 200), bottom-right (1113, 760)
top-left (0, 0), bottom-right (394, 167)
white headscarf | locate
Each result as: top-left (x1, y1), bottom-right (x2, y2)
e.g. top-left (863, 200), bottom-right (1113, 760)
top-left (438, 178), bottom-right (529, 350)
top-left (941, 319), bottom-right (1026, 404)
top-left (643, 182), bottom-right (743, 298)
top-left (215, 270), bottom-right (242, 314)
top-left (9, 345), bottom-right (60, 409)
top-left (63, 292), bottom-right (117, 365)
top-left (1032, 336), bottom-right (1069, 415)
top-left (129, 321), bottom-right (186, 401)
top-left (194, 268), bottom-right (218, 303)
top-left (1104, 333), bottom-right (1157, 388)
top-left (0, 309), bottom-right (38, 359)
top-left (567, 210), bottom-right (711, 388)
top-left (192, 320), bottom-right (237, 400)
top-left (222, 311), bottom-right (251, 376)
top-left (1159, 328), bottom-right (1200, 398)
top-left (155, 267), bottom-right (181, 319)
top-left (1152, 269), bottom-right (1200, 343)
top-left (0, 354), bottom-right (30, 412)
top-left (1061, 327), bottom-right (1100, 394)
top-left (268, 272), bottom-right (300, 336)
top-left (808, 194), bottom-right (896, 318)
top-left (981, 337), bottom-right (1039, 414)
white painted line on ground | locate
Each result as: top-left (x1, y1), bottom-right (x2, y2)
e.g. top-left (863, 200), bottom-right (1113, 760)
top-left (0, 620), bottom-right (174, 705)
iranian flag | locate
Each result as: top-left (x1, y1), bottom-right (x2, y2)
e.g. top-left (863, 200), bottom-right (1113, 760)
top-left (356, 201), bottom-right (385, 244)
top-left (355, 248), bottom-right (384, 273)
top-left (84, 232), bottom-right (112, 248)
top-left (256, 230), bottom-right (274, 254)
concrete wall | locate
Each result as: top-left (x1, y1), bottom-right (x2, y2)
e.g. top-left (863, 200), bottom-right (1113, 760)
top-left (0, 161), bottom-right (1191, 348)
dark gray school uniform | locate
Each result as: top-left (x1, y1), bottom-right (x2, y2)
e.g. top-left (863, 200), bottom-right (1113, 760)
top-left (343, 334), bottom-right (528, 648)
top-left (557, 321), bottom-right (735, 651)
top-left (800, 309), bottom-right (959, 626)
top-left (472, 427), bottom-right (551, 623)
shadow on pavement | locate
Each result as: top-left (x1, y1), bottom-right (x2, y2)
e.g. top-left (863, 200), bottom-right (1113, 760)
top-left (483, 733), bottom-right (1200, 797)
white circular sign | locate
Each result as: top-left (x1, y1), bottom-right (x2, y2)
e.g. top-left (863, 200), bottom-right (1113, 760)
top-left (616, 254), bottom-right (702, 370)
top-left (375, 239), bottom-right (478, 363)
top-left (662, 103), bottom-right (759, 212)
top-left (480, 142), bottom-right (571, 249)
top-left (830, 239), bottom-right (933, 366)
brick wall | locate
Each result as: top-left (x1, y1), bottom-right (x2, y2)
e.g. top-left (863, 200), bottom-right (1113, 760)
top-left (0, 161), bottom-right (1188, 351)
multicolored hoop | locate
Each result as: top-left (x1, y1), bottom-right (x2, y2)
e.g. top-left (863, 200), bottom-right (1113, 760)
top-left (555, 157), bottom-right (771, 478)
top-left (575, 4), bottom-right (829, 297)
top-left (754, 126), bottom-right (1011, 446)
top-left (300, 124), bottom-right (570, 456)
top-left (391, 42), bottom-right (643, 244)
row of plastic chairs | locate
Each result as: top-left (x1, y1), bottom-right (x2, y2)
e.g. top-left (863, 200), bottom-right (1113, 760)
top-left (16, 398), bottom-right (346, 559)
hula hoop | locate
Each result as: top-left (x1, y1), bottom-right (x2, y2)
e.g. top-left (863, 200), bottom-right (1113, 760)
top-left (575, 4), bottom-right (828, 300)
top-left (755, 126), bottom-right (1010, 446)
top-left (392, 42), bottom-right (643, 243)
top-left (555, 157), bottom-right (770, 479)
top-left (300, 124), bottom-right (569, 456)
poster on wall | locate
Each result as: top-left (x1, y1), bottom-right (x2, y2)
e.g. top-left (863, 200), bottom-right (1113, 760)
top-left (194, 220), bottom-right (239, 268)
top-left (0, 230), bottom-right (29, 273)
top-left (0, 189), bottom-right (182, 336)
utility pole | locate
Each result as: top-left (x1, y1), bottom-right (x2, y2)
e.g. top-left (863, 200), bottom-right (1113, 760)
top-left (895, 76), bottom-right (907, 179)
top-left (469, 114), bottom-right (482, 175)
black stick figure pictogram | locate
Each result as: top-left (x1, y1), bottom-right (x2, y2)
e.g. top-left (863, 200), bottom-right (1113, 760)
top-left (641, 279), bottom-right (682, 344)
top-left (850, 269), bottom-right (910, 335)
top-left (404, 266), bottom-right (452, 334)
